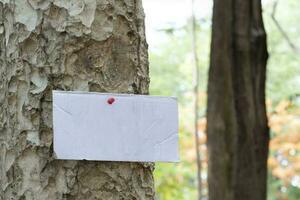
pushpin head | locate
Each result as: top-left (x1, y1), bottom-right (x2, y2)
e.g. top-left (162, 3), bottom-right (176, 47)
top-left (107, 97), bottom-right (115, 105)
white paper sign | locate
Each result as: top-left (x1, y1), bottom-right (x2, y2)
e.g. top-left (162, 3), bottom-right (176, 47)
top-left (52, 90), bottom-right (179, 162)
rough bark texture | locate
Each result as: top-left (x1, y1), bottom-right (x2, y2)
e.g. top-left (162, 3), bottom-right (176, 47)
top-left (207, 0), bottom-right (269, 200)
top-left (0, 0), bottom-right (154, 199)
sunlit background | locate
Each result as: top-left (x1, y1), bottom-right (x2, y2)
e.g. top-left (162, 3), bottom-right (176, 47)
top-left (142, 0), bottom-right (300, 199)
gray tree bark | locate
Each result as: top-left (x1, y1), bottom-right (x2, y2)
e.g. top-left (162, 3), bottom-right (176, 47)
top-left (207, 0), bottom-right (269, 200)
top-left (0, 0), bottom-right (154, 199)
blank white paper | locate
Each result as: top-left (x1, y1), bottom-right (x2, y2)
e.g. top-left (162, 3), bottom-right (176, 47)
top-left (52, 90), bottom-right (179, 162)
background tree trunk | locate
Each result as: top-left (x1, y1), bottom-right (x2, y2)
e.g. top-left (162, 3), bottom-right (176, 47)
top-left (207, 0), bottom-right (269, 200)
top-left (0, 0), bottom-right (154, 199)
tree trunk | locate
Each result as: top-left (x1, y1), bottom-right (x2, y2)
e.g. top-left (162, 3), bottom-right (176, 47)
top-left (207, 0), bottom-right (269, 200)
top-left (0, 0), bottom-right (154, 199)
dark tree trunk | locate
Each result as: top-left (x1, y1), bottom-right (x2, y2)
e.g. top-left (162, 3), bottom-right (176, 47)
top-left (207, 0), bottom-right (269, 200)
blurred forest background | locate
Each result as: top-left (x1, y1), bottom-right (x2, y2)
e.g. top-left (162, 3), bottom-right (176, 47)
top-left (143, 0), bottom-right (300, 199)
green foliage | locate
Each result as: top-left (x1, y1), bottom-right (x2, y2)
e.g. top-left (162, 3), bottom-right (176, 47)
top-left (149, 20), bottom-right (210, 102)
top-left (154, 134), bottom-right (197, 200)
top-left (263, 0), bottom-right (300, 103)
top-left (268, 173), bottom-right (300, 200)
top-left (149, 19), bottom-right (209, 200)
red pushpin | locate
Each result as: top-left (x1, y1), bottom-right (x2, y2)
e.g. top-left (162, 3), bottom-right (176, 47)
top-left (107, 97), bottom-right (115, 105)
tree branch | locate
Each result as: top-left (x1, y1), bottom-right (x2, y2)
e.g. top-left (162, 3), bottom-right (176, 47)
top-left (191, 0), bottom-right (202, 199)
top-left (270, 0), bottom-right (300, 53)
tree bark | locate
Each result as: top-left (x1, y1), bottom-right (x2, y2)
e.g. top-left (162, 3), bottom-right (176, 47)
top-left (0, 0), bottom-right (154, 199)
top-left (207, 0), bottom-right (269, 200)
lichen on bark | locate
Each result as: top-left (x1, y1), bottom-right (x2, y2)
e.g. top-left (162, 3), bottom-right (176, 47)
top-left (0, 0), bottom-right (154, 199)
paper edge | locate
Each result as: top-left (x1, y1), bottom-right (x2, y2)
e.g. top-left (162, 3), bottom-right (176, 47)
top-left (52, 90), bottom-right (178, 100)
top-left (54, 157), bottom-right (180, 163)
